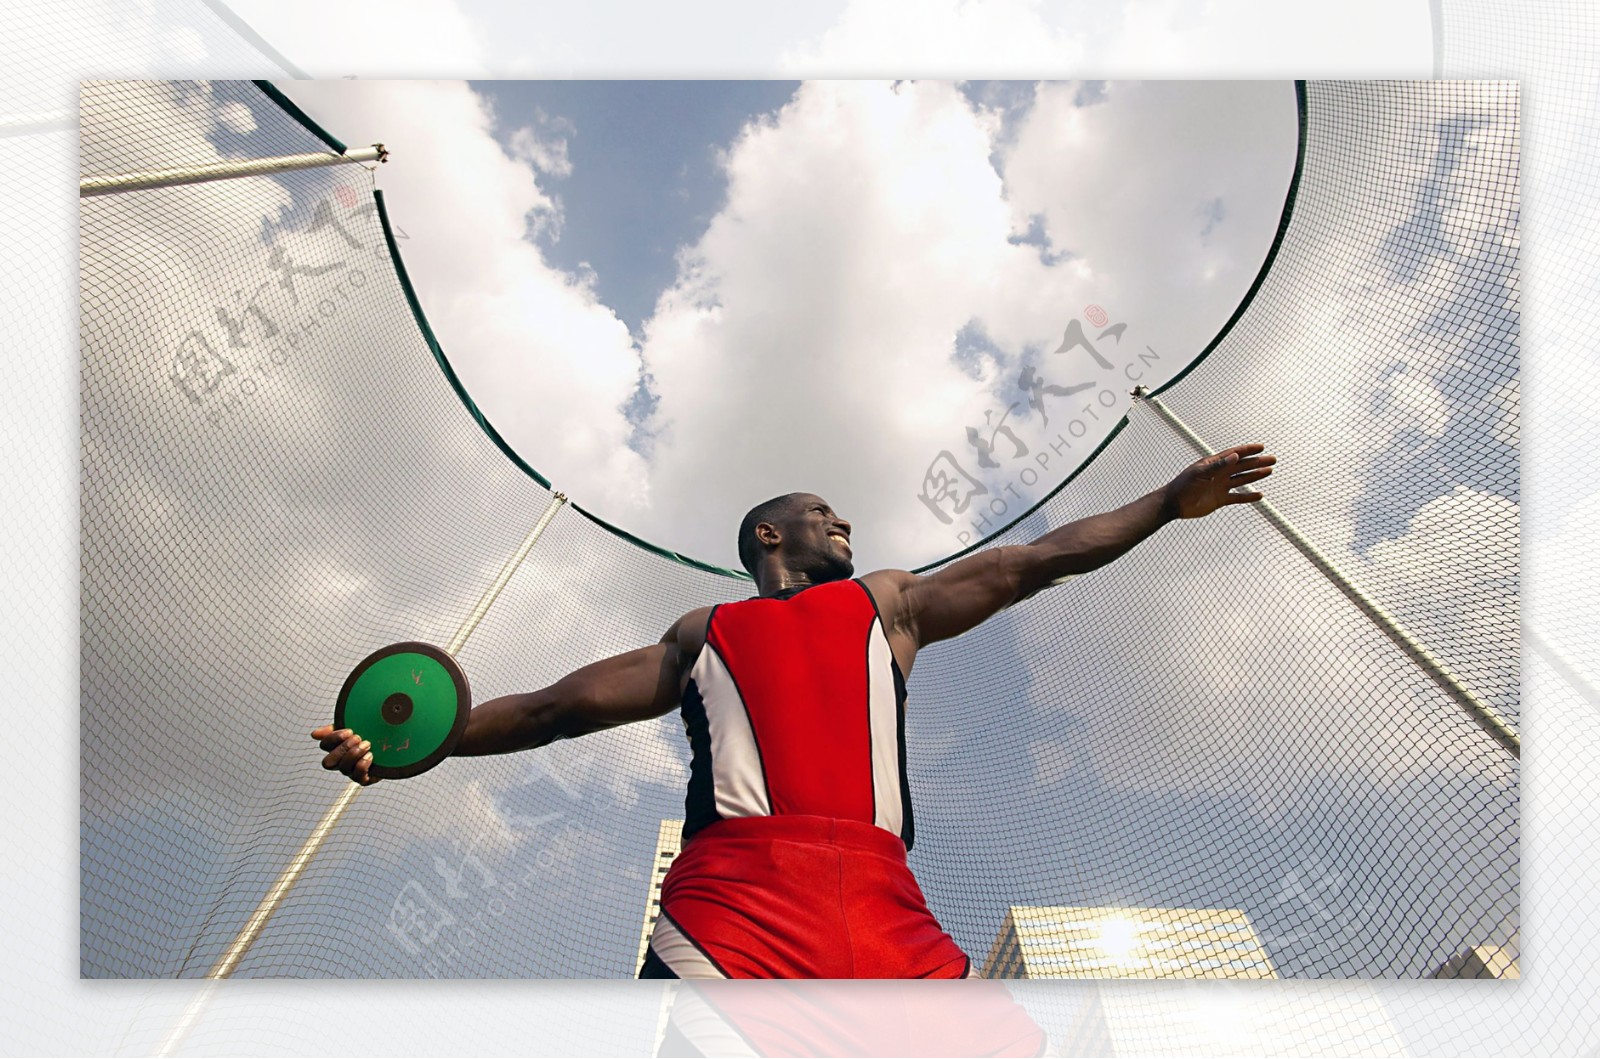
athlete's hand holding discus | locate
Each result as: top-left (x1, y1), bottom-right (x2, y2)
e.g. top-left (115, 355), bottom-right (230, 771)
top-left (312, 622), bottom-right (696, 784)
top-left (312, 725), bottom-right (379, 786)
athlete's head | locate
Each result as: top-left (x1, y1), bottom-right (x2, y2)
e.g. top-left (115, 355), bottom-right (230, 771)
top-left (737, 492), bottom-right (853, 585)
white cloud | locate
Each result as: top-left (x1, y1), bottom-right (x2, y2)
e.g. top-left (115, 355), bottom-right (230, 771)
top-left (215, 99), bottom-right (256, 135)
top-left (414, 778), bottom-right (526, 858)
top-left (1489, 378), bottom-right (1518, 449)
top-left (622, 78), bottom-right (1294, 571)
top-left (506, 109), bottom-right (575, 180)
top-left (1367, 486), bottom-right (1519, 586)
top-left (997, 80), bottom-right (1293, 352)
top-left (1365, 485), bottom-right (1520, 691)
top-left (997, 458), bottom-right (1518, 811)
top-left (276, 79), bottom-right (652, 517)
top-left (635, 80), bottom-right (1024, 568)
top-left (1377, 366), bottom-right (1451, 439)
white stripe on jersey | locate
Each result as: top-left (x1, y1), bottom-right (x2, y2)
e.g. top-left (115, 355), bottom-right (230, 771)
top-left (693, 645), bottom-right (773, 821)
top-left (866, 617), bottom-right (903, 837)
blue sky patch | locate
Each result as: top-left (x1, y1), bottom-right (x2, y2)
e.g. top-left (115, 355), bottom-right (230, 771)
top-left (471, 80), bottom-right (800, 339)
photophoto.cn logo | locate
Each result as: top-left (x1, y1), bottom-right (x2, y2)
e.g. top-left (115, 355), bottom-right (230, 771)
top-left (917, 305), bottom-right (1162, 546)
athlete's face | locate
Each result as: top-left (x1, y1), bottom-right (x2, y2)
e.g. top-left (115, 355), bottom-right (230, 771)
top-left (781, 495), bottom-right (854, 582)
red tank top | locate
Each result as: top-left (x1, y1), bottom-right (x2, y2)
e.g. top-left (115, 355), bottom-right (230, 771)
top-left (679, 578), bottom-right (915, 848)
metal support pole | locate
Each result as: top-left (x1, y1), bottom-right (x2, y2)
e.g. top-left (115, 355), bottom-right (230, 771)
top-left (446, 492), bottom-right (569, 656)
top-left (81, 144), bottom-right (388, 197)
top-left (156, 491), bottom-right (569, 1055)
top-left (1132, 388), bottom-right (1520, 758)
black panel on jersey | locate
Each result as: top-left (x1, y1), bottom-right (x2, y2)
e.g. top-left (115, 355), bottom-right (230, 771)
top-left (639, 946), bottom-right (679, 979)
top-left (892, 657), bottom-right (915, 851)
top-left (862, 599), bottom-right (878, 827)
top-left (853, 578), bottom-right (917, 851)
top-left (680, 677), bottom-right (720, 841)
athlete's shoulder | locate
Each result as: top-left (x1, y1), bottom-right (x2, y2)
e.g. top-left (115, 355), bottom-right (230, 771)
top-left (859, 569), bottom-right (918, 595)
top-left (858, 569), bottom-right (919, 620)
top-left (661, 605), bottom-right (715, 659)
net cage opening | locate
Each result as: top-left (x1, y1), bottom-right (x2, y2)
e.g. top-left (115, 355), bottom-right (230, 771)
top-left (80, 78), bottom-right (1518, 982)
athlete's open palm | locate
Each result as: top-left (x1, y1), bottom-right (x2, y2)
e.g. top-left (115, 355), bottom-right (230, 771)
top-left (1167, 444), bottom-right (1276, 519)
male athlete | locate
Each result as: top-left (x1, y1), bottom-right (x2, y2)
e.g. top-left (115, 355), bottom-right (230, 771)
top-left (315, 443), bottom-right (1276, 979)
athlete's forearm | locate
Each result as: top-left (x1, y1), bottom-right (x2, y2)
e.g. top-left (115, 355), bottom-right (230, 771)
top-left (453, 686), bottom-right (566, 756)
top-left (452, 642), bottom-right (684, 757)
top-left (900, 487), bottom-right (1175, 646)
top-left (1015, 486), bottom-right (1174, 592)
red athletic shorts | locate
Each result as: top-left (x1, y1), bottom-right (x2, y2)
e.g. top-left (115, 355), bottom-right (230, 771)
top-left (643, 815), bottom-right (971, 979)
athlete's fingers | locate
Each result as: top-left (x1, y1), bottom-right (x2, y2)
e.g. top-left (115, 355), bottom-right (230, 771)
top-left (320, 736), bottom-right (352, 770)
top-left (1224, 490), bottom-right (1265, 505)
top-left (1212, 443), bottom-right (1266, 463)
top-left (1228, 468), bottom-right (1274, 487)
top-left (353, 752), bottom-right (379, 786)
top-left (340, 741), bottom-right (373, 778)
top-left (317, 726), bottom-right (353, 752)
top-left (1229, 454), bottom-right (1276, 474)
top-left (322, 733), bottom-right (368, 771)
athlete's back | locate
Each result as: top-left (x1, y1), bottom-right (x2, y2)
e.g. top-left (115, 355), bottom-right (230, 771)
top-left (680, 578), bottom-right (914, 847)
top-left (642, 577), bottom-right (968, 979)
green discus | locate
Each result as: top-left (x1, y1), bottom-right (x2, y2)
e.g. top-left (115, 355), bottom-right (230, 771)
top-left (333, 641), bottom-right (471, 779)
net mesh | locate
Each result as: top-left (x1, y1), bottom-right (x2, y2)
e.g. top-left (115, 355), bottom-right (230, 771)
top-left (81, 78), bottom-right (1519, 981)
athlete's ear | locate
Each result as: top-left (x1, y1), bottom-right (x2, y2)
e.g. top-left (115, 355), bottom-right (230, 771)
top-left (755, 521), bottom-right (782, 550)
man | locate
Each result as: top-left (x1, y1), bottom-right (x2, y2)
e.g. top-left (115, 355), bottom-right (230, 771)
top-left (315, 443), bottom-right (1276, 979)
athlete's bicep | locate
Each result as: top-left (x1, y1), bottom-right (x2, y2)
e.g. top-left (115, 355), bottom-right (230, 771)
top-left (458, 636), bottom-right (685, 756)
top-left (556, 639), bottom-right (686, 738)
top-left (897, 547), bottom-right (1030, 647)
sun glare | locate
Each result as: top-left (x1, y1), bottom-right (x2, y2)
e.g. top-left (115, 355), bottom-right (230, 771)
top-left (1097, 915), bottom-right (1143, 963)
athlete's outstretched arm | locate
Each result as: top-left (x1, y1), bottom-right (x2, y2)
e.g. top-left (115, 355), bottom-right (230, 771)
top-left (890, 444), bottom-right (1276, 648)
top-left (452, 637), bottom-right (687, 757)
top-left (314, 612), bottom-right (703, 784)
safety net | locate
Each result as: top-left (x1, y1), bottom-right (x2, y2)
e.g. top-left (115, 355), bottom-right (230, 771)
top-left (81, 78), bottom-right (1518, 982)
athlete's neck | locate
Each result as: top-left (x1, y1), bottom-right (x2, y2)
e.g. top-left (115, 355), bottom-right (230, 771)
top-left (757, 564), bottom-right (853, 598)
top-left (758, 570), bottom-right (819, 598)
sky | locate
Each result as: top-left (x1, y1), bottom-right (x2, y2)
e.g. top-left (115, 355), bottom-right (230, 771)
top-left (73, 74), bottom-right (1523, 988)
top-left (276, 78), bottom-right (1301, 574)
top-left (464, 80), bottom-right (802, 340)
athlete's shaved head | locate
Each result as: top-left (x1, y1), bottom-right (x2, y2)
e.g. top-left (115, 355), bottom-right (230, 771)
top-left (737, 492), bottom-right (854, 588)
top-left (737, 493), bottom-right (810, 578)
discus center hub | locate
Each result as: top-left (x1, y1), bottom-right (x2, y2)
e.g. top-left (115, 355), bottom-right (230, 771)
top-left (381, 692), bottom-right (414, 725)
